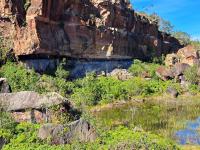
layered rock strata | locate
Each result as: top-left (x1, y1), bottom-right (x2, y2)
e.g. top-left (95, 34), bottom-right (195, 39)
top-left (0, 0), bottom-right (181, 60)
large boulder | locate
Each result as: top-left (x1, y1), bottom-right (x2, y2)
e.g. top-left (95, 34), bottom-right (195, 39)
top-left (38, 119), bottom-right (97, 144)
top-left (156, 66), bottom-right (174, 81)
top-left (38, 124), bottom-right (65, 145)
top-left (177, 45), bottom-right (199, 66)
top-left (0, 91), bottom-right (69, 123)
top-left (0, 78), bottom-right (11, 93)
top-left (171, 63), bottom-right (190, 77)
top-left (65, 118), bottom-right (97, 143)
top-left (0, 91), bottom-right (66, 111)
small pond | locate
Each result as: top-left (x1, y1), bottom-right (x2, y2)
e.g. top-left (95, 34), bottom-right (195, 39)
top-left (93, 96), bottom-right (200, 146)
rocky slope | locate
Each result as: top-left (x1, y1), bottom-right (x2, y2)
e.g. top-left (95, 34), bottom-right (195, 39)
top-left (0, 0), bottom-right (181, 60)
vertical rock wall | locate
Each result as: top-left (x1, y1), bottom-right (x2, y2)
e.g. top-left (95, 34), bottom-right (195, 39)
top-left (0, 0), bottom-right (182, 60)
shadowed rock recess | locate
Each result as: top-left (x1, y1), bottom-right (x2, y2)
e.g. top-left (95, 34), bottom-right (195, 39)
top-left (0, 0), bottom-right (182, 75)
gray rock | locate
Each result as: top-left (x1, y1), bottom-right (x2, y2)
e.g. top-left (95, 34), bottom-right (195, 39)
top-left (38, 119), bottom-right (97, 144)
top-left (0, 78), bottom-right (11, 93)
top-left (0, 137), bottom-right (5, 150)
top-left (166, 87), bottom-right (179, 98)
top-left (65, 118), bottom-right (97, 143)
top-left (0, 91), bottom-right (67, 111)
top-left (171, 63), bottom-right (190, 77)
top-left (38, 124), bottom-right (65, 145)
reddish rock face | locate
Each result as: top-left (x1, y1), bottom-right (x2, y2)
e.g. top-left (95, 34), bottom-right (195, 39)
top-left (0, 0), bottom-right (181, 60)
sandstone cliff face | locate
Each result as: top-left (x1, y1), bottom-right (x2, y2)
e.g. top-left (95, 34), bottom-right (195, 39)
top-left (0, 0), bottom-right (181, 60)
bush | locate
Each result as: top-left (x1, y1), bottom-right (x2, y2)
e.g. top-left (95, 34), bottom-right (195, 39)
top-left (190, 40), bottom-right (200, 50)
top-left (71, 73), bottom-right (183, 107)
top-left (0, 62), bottom-right (39, 92)
top-left (71, 73), bottom-right (103, 106)
top-left (0, 35), bottom-right (12, 65)
top-left (0, 62), bottom-right (74, 96)
top-left (128, 59), bottom-right (160, 79)
top-left (173, 31), bottom-right (191, 46)
top-left (55, 58), bottom-right (69, 79)
top-left (100, 127), bottom-right (179, 150)
top-left (184, 65), bottom-right (199, 84)
top-left (2, 125), bottom-right (179, 150)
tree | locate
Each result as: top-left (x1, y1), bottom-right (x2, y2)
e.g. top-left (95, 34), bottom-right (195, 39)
top-left (190, 40), bottom-right (200, 50)
top-left (148, 13), bottom-right (174, 34)
top-left (173, 31), bottom-right (191, 45)
top-left (159, 18), bottom-right (174, 34)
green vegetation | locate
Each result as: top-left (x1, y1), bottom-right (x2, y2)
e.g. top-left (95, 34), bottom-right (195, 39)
top-left (1, 119), bottom-right (179, 150)
top-left (1, 5), bottom-right (200, 149)
top-left (173, 32), bottom-right (191, 46)
top-left (0, 60), bottom-right (184, 149)
top-left (128, 59), bottom-right (160, 78)
top-left (191, 40), bottom-right (200, 50)
top-left (0, 62), bottom-right (72, 96)
top-left (93, 97), bottom-right (200, 138)
top-left (0, 61), bottom-right (183, 107)
top-left (0, 35), bottom-right (12, 65)
top-left (23, 0), bottom-right (31, 12)
top-left (72, 74), bottom-right (182, 107)
top-left (184, 65), bottom-right (199, 84)
top-left (0, 102), bottom-right (180, 150)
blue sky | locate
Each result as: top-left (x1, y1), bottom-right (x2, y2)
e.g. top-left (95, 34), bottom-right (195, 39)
top-left (131, 0), bottom-right (200, 40)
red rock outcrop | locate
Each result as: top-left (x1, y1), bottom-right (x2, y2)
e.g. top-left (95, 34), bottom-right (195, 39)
top-left (0, 0), bottom-right (181, 60)
top-left (165, 45), bottom-right (199, 67)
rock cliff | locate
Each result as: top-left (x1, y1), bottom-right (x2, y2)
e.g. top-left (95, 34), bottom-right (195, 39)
top-left (0, 0), bottom-right (181, 60)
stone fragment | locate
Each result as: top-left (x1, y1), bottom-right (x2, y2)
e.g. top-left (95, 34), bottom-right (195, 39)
top-left (166, 87), bottom-right (179, 98)
top-left (108, 69), bottom-right (132, 80)
top-left (0, 78), bottom-right (11, 93)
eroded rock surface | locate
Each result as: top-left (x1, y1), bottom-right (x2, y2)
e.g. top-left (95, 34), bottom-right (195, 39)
top-left (0, 91), bottom-right (66, 111)
top-left (0, 91), bottom-right (70, 123)
top-left (0, 0), bottom-right (181, 60)
top-left (165, 45), bottom-right (199, 67)
top-left (38, 118), bottom-right (97, 144)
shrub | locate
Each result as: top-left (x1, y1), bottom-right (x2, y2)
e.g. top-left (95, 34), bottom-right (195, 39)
top-left (128, 59), bottom-right (160, 79)
top-left (0, 36), bottom-right (13, 65)
top-left (184, 65), bottom-right (199, 84)
top-left (55, 58), bottom-right (69, 79)
top-left (0, 62), bottom-right (74, 96)
top-left (173, 31), bottom-right (191, 46)
top-left (71, 74), bottom-right (183, 107)
top-left (2, 125), bottom-right (179, 150)
top-left (190, 40), bottom-right (200, 50)
top-left (0, 62), bottom-right (39, 92)
top-left (71, 73), bottom-right (103, 106)
top-left (100, 127), bottom-right (179, 150)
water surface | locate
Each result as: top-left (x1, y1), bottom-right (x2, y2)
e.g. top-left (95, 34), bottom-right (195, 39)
top-left (93, 97), bottom-right (200, 145)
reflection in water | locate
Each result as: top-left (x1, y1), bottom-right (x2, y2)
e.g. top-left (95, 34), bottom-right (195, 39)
top-left (93, 99), bottom-right (200, 145)
top-left (175, 117), bottom-right (200, 145)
